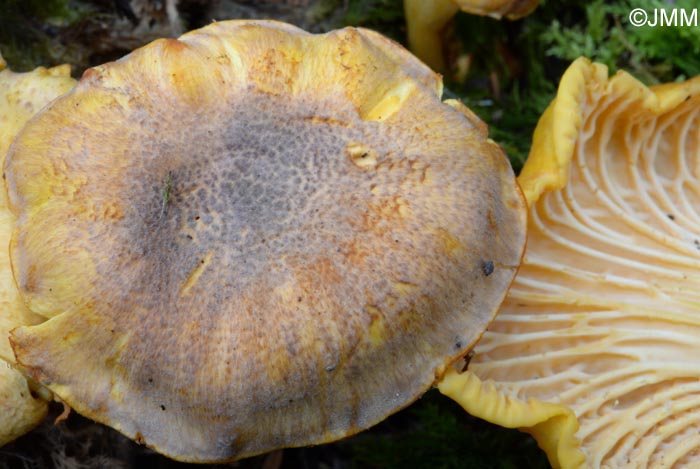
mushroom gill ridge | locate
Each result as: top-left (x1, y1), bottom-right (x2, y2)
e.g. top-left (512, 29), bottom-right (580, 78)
top-left (440, 57), bottom-right (700, 468)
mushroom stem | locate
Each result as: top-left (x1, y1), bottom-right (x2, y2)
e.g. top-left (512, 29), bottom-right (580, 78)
top-left (404, 0), bottom-right (459, 71)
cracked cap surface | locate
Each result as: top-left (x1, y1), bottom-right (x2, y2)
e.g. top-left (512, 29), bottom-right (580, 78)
top-left (6, 20), bottom-right (526, 462)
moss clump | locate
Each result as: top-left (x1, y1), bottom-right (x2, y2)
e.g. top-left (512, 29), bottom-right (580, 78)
top-left (540, 0), bottom-right (700, 84)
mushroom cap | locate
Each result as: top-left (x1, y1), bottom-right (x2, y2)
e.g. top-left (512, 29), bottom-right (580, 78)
top-left (6, 21), bottom-right (527, 462)
top-left (404, 0), bottom-right (540, 70)
top-left (439, 57), bottom-right (700, 468)
top-left (0, 53), bottom-right (76, 445)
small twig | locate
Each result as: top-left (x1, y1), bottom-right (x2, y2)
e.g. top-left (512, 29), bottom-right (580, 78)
top-left (54, 399), bottom-right (71, 425)
top-left (160, 172), bottom-right (173, 217)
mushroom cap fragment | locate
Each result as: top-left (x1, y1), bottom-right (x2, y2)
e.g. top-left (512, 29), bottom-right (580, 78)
top-left (6, 21), bottom-right (526, 462)
top-left (0, 53), bottom-right (75, 445)
top-left (404, 0), bottom-right (540, 70)
top-left (439, 57), bottom-right (700, 468)
top-left (454, 0), bottom-right (539, 19)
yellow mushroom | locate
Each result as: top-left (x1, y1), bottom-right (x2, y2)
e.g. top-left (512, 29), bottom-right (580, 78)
top-left (5, 21), bottom-right (526, 462)
top-left (404, 0), bottom-right (540, 70)
top-left (439, 57), bottom-right (700, 468)
top-left (0, 53), bottom-right (76, 445)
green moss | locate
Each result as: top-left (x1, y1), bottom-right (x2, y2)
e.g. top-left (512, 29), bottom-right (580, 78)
top-left (446, 11), bottom-right (560, 172)
top-left (540, 0), bottom-right (700, 83)
top-left (0, 0), bottom-right (93, 71)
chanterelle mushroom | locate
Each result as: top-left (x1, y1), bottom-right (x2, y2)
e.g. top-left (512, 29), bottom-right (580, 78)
top-left (404, 0), bottom-right (540, 70)
top-left (6, 21), bottom-right (526, 462)
top-left (0, 53), bottom-right (76, 445)
top-left (439, 57), bottom-right (700, 468)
